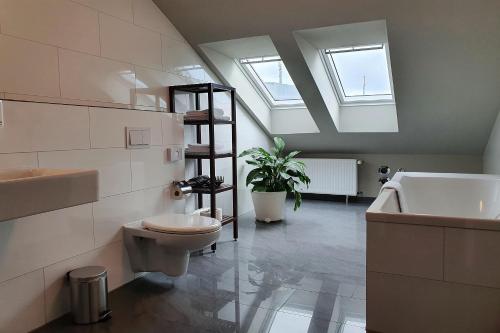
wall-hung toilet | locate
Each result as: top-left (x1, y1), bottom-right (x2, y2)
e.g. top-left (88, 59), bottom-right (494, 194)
top-left (123, 214), bottom-right (221, 277)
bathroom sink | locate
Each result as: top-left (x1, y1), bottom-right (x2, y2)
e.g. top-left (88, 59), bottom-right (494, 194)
top-left (0, 168), bottom-right (99, 222)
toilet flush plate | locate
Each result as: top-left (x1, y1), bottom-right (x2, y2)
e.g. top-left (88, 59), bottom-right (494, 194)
top-left (126, 127), bottom-right (151, 149)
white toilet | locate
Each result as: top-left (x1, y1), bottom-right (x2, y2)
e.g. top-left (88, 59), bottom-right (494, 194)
top-left (123, 214), bottom-right (221, 277)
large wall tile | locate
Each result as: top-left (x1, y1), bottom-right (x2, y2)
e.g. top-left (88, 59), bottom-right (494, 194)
top-left (92, 191), bottom-right (142, 247)
top-left (142, 184), bottom-right (185, 215)
top-left (0, 204), bottom-right (94, 283)
top-left (162, 113), bottom-right (184, 145)
top-left (0, 270), bottom-right (45, 333)
top-left (0, 35), bottom-right (60, 97)
top-left (100, 14), bottom-right (162, 70)
top-left (89, 107), bottom-right (163, 148)
top-left (445, 228), bottom-right (500, 288)
top-left (72, 0), bottom-right (133, 22)
top-left (131, 146), bottom-right (184, 190)
top-left (44, 241), bottom-right (134, 321)
top-left (163, 73), bottom-right (191, 112)
top-left (132, 0), bottom-right (169, 33)
top-left (93, 185), bottom-right (181, 247)
top-left (135, 67), bottom-right (181, 108)
top-left (0, 0), bottom-right (99, 55)
top-left (29, 103), bottom-right (90, 151)
top-left (367, 222), bottom-right (444, 280)
top-left (39, 148), bottom-right (132, 198)
top-left (0, 152), bottom-right (38, 169)
top-left (0, 101), bottom-right (90, 153)
top-left (59, 49), bottom-right (136, 105)
top-left (367, 271), bottom-right (500, 333)
top-left (163, 36), bottom-right (207, 80)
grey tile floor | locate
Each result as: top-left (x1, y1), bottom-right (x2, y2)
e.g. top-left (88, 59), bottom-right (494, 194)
top-left (35, 199), bottom-right (368, 333)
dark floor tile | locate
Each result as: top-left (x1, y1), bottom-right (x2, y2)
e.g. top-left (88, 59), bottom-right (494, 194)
top-left (35, 200), bottom-right (367, 333)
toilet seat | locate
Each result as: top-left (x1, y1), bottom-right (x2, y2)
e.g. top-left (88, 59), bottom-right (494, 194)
top-left (142, 214), bottom-right (221, 235)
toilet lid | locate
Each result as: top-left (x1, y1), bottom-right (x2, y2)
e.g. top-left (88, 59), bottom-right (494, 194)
top-left (142, 214), bottom-right (221, 235)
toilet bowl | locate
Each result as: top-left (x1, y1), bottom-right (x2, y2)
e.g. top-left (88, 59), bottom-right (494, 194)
top-left (123, 214), bottom-right (221, 277)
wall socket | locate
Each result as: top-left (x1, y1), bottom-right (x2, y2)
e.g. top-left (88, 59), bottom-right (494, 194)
top-left (0, 100), bottom-right (4, 128)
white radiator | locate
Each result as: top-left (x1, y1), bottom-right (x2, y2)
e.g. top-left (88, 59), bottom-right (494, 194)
top-left (297, 158), bottom-right (358, 196)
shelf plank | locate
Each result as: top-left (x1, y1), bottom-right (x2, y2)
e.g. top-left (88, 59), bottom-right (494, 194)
top-left (191, 184), bottom-right (233, 194)
top-left (185, 152), bottom-right (234, 159)
top-left (170, 83), bottom-right (234, 93)
top-left (221, 215), bottom-right (235, 225)
top-left (184, 119), bottom-right (235, 125)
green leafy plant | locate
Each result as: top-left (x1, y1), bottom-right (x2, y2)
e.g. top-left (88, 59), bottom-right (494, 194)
top-left (239, 137), bottom-right (311, 210)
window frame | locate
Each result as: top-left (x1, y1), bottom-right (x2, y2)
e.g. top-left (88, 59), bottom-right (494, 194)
top-left (239, 56), bottom-right (305, 109)
top-left (321, 43), bottom-right (395, 105)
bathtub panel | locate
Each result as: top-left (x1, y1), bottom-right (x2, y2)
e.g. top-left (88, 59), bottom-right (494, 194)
top-left (367, 222), bottom-right (443, 280)
top-left (367, 271), bottom-right (500, 333)
top-left (445, 228), bottom-right (500, 288)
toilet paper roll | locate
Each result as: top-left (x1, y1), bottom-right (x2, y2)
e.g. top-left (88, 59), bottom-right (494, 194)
top-left (192, 207), bottom-right (223, 221)
top-left (172, 181), bottom-right (192, 200)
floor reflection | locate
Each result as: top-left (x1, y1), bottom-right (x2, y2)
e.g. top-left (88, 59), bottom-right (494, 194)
top-left (35, 199), bottom-right (367, 333)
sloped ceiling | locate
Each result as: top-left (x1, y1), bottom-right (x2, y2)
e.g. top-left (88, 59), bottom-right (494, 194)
top-left (154, 0), bottom-right (500, 154)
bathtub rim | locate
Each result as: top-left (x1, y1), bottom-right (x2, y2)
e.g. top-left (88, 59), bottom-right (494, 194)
top-left (366, 188), bottom-right (500, 232)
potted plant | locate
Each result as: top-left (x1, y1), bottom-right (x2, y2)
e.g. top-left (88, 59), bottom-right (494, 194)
top-left (239, 137), bottom-right (311, 222)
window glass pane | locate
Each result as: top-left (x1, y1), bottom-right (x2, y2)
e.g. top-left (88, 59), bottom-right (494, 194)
top-left (329, 46), bottom-right (392, 97)
top-left (247, 60), bottom-right (302, 101)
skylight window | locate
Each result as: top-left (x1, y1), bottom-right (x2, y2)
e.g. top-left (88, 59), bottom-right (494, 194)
top-left (324, 44), bottom-right (394, 104)
top-left (240, 56), bottom-right (303, 107)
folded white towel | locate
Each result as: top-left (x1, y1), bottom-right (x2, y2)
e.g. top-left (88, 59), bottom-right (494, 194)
top-left (188, 143), bottom-right (224, 150)
top-left (186, 108), bottom-right (225, 117)
top-left (185, 114), bottom-right (230, 121)
top-left (186, 148), bottom-right (232, 155)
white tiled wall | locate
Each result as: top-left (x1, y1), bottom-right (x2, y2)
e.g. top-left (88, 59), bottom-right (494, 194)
top-left (0, 0), bottom-right (205, 331)
top-left (0, 0), bottom-right (101, 55)
top-left (58, 48), bottom-right (136, 104)
top-left (0, 0), bottom-right (208, 111)
top-left (0, 270), bottom-right (46, 333)
top-left (100, 14), bottom-right (163, 70)
top-left (0, 35), bottom-right (60, 97)
top-left (0, 100), bottom-right (185, 331)
top-left (0, 0), bottom-right (270, 331)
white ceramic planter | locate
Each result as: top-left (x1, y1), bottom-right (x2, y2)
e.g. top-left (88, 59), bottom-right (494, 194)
top-left (251, 191), bottom-right (287, 222)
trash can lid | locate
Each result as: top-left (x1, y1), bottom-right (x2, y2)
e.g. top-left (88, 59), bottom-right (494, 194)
top-left (69, 266), bottom-right (107, 281)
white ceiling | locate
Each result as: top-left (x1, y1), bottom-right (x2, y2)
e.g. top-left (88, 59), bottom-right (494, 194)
top-left (154, 0), bottom-right (500, 154)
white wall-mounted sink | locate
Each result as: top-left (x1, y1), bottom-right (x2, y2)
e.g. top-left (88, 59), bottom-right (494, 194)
top-left (0, 168), bottom-right (99, 222)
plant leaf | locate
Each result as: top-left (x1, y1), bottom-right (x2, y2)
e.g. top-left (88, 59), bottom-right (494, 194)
top-left (273, 137), bottom-right (285, 154)
top-left (246, 168), bottom-right (264, 186)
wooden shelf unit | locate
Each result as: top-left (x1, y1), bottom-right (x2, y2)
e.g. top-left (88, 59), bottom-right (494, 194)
top-left (169, 83), bottom-right (238, 251)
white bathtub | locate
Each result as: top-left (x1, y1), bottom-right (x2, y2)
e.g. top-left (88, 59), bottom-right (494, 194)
top-left (366, 172), bottom-right (500, 333)
top-left (368, 172), bottom-right (500, 230)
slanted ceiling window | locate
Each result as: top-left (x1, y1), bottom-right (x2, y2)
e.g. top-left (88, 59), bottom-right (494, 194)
top-left (324, 44), bottom-right (394, 104)
top-left (240, 56), bottom-right (303, 108)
